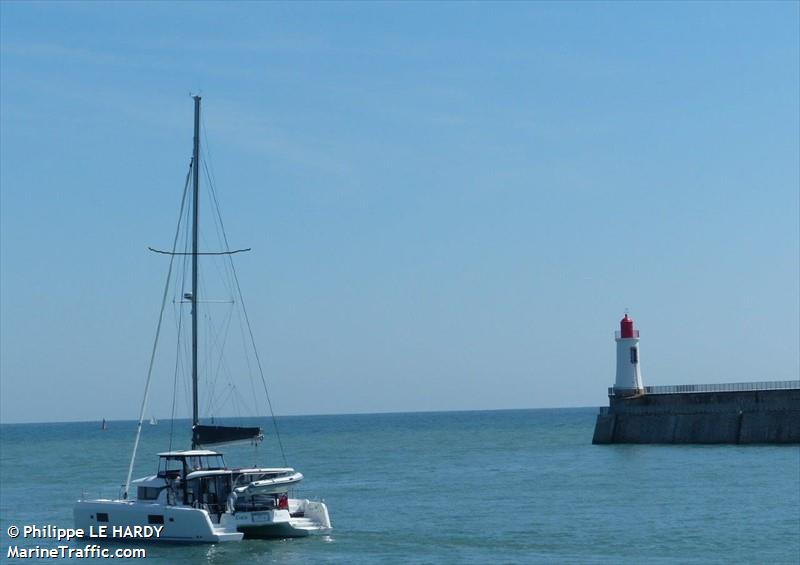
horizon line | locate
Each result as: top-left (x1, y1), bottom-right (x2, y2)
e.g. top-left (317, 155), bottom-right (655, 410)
top-left (0, 403), bottom-right (600, 426)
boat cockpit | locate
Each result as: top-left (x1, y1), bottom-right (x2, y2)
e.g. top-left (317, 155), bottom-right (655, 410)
top-left (157, 450), bottom-right (226, 480)
top-left (141, 451), bottom-right (304, 519)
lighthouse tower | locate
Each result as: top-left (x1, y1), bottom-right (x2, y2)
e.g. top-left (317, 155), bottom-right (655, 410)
top-left (614, 314), bottom-right (644, 396)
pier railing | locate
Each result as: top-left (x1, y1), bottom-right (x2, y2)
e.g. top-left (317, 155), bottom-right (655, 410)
top-left (608, 380), bottom-right (800, 397)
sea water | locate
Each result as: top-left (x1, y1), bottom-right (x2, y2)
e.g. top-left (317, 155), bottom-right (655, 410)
top-left (1, 409), bottom-right (798, 564)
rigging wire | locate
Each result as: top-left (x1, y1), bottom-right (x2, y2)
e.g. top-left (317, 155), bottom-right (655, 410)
top-left (158, 113), bottom-right (286, 462)
top-left (203, 154), bottom-right (289, 466)
top-left (168, 281), bottom-right (186, 453)
top-left (230, 384), bottom-right (255, 419)
top-left (203, 303), bottom-right (236, 418)
top-left (169, 196), bottom-right (193, 450)
top-left (178, 186), bottom-right (194, 421)
top-left (124, 161), bottom-right (192, 498)
top-left (198, 152), bottom-right (245, 421)
top-left (197, 140), bottom-right (261, 420)
top-left (200, 171), bottom-right (259, 419)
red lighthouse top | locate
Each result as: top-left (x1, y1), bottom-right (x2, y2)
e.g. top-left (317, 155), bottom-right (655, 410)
top-left (620, 314), bottom-right (635, 338)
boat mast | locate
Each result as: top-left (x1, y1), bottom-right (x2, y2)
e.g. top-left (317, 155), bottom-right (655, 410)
top-left (191, 95), bottom-right (201, 447)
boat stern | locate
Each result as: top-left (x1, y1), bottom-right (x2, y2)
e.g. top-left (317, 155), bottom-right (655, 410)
top-left (235, 499), bottom-right (331, 539)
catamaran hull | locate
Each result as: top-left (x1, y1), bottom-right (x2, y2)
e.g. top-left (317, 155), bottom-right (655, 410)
top-left (74, 500), bottom-right (243, 543)
top-left (235, 500), bottom-right (331, 539)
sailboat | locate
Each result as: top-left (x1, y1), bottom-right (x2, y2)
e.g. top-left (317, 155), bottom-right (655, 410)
top-left (74, 97), bottom-right (331, 543)
top-left (149, 416), bottom-right (157, 425)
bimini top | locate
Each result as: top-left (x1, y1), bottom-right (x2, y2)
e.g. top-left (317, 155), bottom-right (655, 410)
top-left (157, 449), bottom-right (222, 457)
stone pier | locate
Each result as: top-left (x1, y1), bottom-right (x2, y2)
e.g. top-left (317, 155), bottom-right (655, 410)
top-left (592, 383), bottom-right (800, 444)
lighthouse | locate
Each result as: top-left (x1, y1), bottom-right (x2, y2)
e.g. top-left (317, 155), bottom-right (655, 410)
top-left (595, 314), bottom-right (800, 445)
top-left (614, 313), bottom-right (644, 396)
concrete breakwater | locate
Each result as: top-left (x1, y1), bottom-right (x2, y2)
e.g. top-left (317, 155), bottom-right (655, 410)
top-left (593, 387), bottom-right (800, 444)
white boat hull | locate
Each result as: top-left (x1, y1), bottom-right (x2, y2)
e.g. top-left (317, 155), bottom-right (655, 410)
top-left (74, 500), bottom-right (243, 543)
top-left (235, 499), bottom-right (331, 539)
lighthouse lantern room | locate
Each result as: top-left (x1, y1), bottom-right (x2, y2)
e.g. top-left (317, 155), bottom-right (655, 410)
top-left (614, 313), bottom-right (644, 396)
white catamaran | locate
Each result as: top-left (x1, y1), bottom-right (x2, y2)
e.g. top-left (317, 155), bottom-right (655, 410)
top-left (74, 97), bottom-right (331, 543)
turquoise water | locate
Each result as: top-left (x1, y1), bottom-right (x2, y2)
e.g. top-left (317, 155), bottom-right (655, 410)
top-left (1, 409), bottom-right (798, 564)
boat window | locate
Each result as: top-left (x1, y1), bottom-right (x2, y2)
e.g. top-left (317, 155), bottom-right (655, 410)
top-left (96, 513), bottom-right (108, 523)
top-left (202, 455), bottom-right (225, 469)
top-left (158, 457), bottom-right (183, 477)
top-left (201, 476), bottom-right (218, 500)
top-left (184, 479), bottom-right (199, 506)
top-left (215, 475), bottom-right (231, 502)
top-left (137, 486), bottom-right (163, 501)
top-left (147, 515), bottom-right (164, 525)
top-left (188, 456), bottom-right (202, 470)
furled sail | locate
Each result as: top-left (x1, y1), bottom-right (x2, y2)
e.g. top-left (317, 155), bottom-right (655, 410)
top-left (193, 425), bottom-right (263, 447)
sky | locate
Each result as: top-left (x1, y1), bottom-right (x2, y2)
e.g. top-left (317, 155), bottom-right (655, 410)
top-left (1, 1), bottom-right (798, 424)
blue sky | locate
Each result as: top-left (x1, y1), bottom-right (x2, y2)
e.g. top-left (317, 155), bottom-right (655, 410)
top-left (1, 1), bottom-right (798, 423)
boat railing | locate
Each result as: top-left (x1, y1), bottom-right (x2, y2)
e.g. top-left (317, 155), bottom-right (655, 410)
top-left (289, 489), bottom-right (326, 504)
top-left (201, 501), bottom-right (227, 517)
top-left (79, 485), bottom-right (127, 501)
top-left (233, 499), bottom-right (276, 512)
top-left (607, 380), bottom-right (800, 397)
